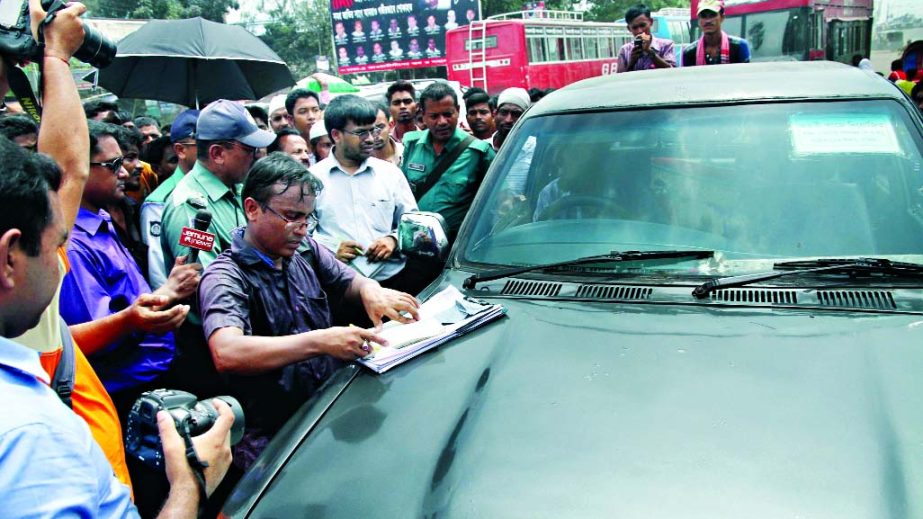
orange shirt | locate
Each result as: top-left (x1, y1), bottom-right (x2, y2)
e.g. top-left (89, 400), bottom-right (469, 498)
top-left (21, 248), bottom-right (134, 497)
top-left (39, 345), bottom-right (133, 497)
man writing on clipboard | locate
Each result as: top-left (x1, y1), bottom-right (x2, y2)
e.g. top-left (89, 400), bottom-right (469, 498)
top-left (198, 152), bottom-right (419, 471)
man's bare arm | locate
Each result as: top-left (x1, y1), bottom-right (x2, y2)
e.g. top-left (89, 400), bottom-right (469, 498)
top-left (209, 326), bottom-right (385, 373)
top-left (29, 0), bottom-right (90, 231)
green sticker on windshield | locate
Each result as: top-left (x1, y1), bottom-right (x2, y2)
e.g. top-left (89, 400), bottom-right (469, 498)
top-left (789, 114), bottom-right (900, 155)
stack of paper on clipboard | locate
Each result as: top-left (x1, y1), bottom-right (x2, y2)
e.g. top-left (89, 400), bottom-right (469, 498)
top-left (357, 286), bottom-right (506, 374)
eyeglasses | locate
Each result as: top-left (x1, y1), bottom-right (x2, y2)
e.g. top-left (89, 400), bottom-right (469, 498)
top-left (90, 156), bottom-right (125, 173)
top-left (342, 126), bottom-right (385, 139)
top-left (261, 204), bottom-right (318, 231)
top-left (221, 141), bottom-right (257, 156)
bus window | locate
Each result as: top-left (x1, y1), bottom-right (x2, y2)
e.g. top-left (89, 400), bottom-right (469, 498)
top-left (744, 9), bottom-right (809, 60)
top-left (465, 35), bottom-right (499, 51)
top-left (528, 37), bottom-right (545, 63)
top-left (546, 37), bottom-right (563, 61)
top-left (837, 25), bottom-right (845, 56)
top-left (599, 37), bottom-right (612, 57)
top-left (671, 21), bottom-right (689, 44)
top-left (812, 10), bottom-right (824, 51)
top-left (567, 37), bottom-right (583, 60)
top-left (585, 36), bottom-right (599, 59)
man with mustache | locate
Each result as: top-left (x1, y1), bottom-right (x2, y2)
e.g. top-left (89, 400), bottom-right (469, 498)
top-left (491, 87), bottom-right (530, 151)
top-left (61, 122), bottom-right (201, 415)
top-left (199, 152), bottom-right (420, 469)
top-left (268, 128), bottom-right (313, 167)
top-left (464, 89), bottom-right (495, 141)
top-left (682, 0), bottom-right (750, 66)
top-left (386, 81), bottom-right (421, 143)
top-left (491, 88), bottom-right (534, 197)
top-left (401, 82), bottom-right (495, 241)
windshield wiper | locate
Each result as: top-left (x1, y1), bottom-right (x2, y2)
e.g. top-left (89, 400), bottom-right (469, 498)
top-left (462, 250), bottom-right (715, 290)
top-left (692, 257), bottom-right (923, 299)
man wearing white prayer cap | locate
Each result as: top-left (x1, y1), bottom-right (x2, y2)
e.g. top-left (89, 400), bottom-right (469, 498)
top-left (491, 87), bottom-right (530, 151)
top-left (268, 94), bottom-right (292, 132)
top-left (309, 120), bottom-right (333, 163)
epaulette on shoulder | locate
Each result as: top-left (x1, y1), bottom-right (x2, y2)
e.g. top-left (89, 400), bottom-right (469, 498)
top-left (467, 138), bottom-right (492, 153)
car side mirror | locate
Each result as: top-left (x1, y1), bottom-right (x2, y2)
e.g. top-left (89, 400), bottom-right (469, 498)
top-left (398, 211), bottom-right (449, 262)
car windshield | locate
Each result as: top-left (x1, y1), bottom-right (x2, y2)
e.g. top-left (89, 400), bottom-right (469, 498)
top-left (460, 99), bottom-right (923, 277)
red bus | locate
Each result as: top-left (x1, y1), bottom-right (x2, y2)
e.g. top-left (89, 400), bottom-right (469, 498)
top-left (689, 0), bottom-right (873, 63)
top-left (445, 11), bottom-right (632, 94)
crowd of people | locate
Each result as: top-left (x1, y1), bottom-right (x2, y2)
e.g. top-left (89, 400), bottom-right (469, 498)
top-left (3, 0), bottom-right (922, 517)
top-left (0, 2), bottom-right (547, 513)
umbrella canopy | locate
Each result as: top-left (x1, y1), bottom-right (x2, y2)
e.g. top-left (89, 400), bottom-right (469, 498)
top-left (99, 17), bottom-right (294, 107)
top-left (296, 72), bottom-right (359, 94)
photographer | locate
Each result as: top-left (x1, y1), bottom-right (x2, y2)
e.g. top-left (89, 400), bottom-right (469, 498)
top-left (0, 2), bottom-right (233, 517)
top-left (616, 4), bottom-right (675, 73)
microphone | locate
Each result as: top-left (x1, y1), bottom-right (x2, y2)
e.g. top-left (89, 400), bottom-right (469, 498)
top-left (187, 210), bottom-right (213, 263)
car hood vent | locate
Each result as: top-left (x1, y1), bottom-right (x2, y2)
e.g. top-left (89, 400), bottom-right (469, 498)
top-left (501, 279), bottom-right (562, 297)
top-left (816, 290), bottom-right (896, 310)
top-left (575, 284), bottom-right (652, 300)
top-left (710, 288), bottom-right (799, 304)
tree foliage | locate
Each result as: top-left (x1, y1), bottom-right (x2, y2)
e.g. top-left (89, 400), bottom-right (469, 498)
top-left (83, 0), bottom-right (239, 22)
top-left (584, 0), bottom-right (690, 23)
top-left (243, 0), bottom-right (333, 79)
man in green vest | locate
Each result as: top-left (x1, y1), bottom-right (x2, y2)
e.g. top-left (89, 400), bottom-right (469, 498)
top-left (401, 82), bottom-right (495, 241)
top-left (140, 109), bottom-right (198, 288)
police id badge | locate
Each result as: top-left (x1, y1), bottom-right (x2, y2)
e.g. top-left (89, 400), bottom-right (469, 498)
top-left (406, 162), bottom-right (426, 172)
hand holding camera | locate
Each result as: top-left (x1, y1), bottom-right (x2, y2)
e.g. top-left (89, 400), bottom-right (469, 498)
top-left (0, 0), bottom-right (115, 67)
top-left (126, 389), bottom-right (244, 497)
top-left (157, 398), bottom-right (235, 497)
top-left (27, 0), bottom-right (85, 62)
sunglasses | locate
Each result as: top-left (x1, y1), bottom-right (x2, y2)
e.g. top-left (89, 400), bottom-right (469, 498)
top-left (90, 156), bottom-right (125, 173)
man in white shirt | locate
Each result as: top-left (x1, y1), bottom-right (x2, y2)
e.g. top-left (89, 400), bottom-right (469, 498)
top-left (309, 95), bottom-right (427, 295)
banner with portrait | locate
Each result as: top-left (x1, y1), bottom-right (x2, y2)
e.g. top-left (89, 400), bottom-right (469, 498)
top-left (330, 0), bottom-right (481, 73)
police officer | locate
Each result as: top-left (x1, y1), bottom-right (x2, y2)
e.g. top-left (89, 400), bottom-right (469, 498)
top-left (161, 100), bottom-right (275, 271)
top-left (401, 82), bottom-right (495, 241)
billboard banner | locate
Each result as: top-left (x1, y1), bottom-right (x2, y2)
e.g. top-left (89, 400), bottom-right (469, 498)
top-left (330, 0), bottom-right (481, 74)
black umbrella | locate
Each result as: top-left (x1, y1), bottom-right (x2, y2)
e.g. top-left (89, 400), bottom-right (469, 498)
top-left (99, 17), bottom-right (294, 107)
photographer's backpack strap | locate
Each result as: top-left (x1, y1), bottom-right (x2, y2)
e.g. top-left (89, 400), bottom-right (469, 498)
top-left (52, 317), bottom-right (75, 408)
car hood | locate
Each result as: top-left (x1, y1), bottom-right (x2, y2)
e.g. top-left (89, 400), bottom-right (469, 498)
top-left (239, 297), bottom-right (923, 518)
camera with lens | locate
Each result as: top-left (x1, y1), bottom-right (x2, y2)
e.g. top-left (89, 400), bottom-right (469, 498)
top-left (0, 0), bottom-right (116, 68)
top-left (125, 389), bottom-right (245, 470)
